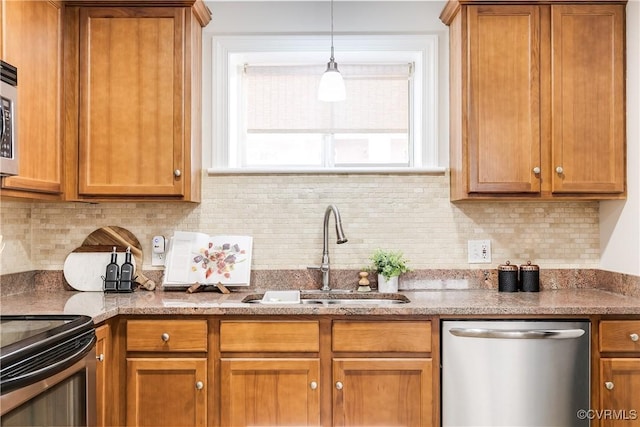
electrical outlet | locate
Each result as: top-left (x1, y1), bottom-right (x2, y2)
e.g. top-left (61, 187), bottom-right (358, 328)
top-left (152, 252), bottom-right (165, 267)
top-left (151, 236), bottom-right (166, 267)
top-left (468, 240), bottom-right (492, 263)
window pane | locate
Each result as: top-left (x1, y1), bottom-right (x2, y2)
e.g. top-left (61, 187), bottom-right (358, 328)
top-left (244, 133), bottom-right (323, 166)
top-left (245, 66), bottom-right (330, 132)
top-left (245, 64), bottom-right (409, 133)
top-left (334, 133), bottom-right (409, 166)
top-left (240, 62), bottom-right (414, 168)
top-left (333, 77), bottom-right (409, 132)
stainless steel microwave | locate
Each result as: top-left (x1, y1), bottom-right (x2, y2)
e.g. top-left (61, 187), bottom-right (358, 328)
top-left (0, 60), bottom-right (18, 176)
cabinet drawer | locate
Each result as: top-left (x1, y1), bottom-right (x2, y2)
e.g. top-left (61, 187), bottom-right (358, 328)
top-left (127, 320), bottom-right (208, 352)
top-left (220, 321), bottom-right (319, 352)
top-left (333, 321), bottom-right (431, 353)
top-left (600, 321), bottom-right (640, 352)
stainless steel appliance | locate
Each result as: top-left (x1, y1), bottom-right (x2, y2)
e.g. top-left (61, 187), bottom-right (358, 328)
top-left (0, 315), bottom-right (96, 426)
top-left (442, 320), bottom-right (590, 427)
top-left (0, 60), bottom-right (18, 176)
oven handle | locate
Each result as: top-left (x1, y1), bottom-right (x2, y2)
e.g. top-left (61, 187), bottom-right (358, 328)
top-left (449, 327), bottom-right (585, 340)
top-left (6, 334), bottom-right (96, 387)
top-left (0, 101), bottom-right (5, 141)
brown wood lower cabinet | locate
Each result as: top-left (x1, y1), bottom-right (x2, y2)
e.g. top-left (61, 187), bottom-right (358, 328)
top-left (333, 358), bottom-right (433, 426)
top-left (220, 358), bottom-right (321, 426)
top-left (217, 318), bottom-right (435, 426)
top-left (332, 320), bottom-right (434, 426)
top-left (94, 324), bottom-right (110, 427)
top-left (123, 318), bottom-right (209, 426)
top-left (597, 320), bottom-right (640, 427)
top-left (126, 358), bottom-right (207, 427)
top-left (599, 359), bottom-right (640, 427)
top-left (117, 316), bottom-right (436, 426)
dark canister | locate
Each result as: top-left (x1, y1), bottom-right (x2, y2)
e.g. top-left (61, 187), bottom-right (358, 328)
top-left (520, 261), bottom-right (540, 292)
top-left (498, 261), bottom-right (519, 292)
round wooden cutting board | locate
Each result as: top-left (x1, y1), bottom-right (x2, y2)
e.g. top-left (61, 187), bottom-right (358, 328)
top-left (63, 226), bottom-right (155, 291)
top-left (81, 226), bottom-right (144, 264)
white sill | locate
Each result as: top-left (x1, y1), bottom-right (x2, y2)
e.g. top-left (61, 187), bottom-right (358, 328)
top-left (207, 167), bottom-right (447, 176)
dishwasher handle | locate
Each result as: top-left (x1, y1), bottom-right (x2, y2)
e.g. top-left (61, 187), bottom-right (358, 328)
top-left (449, 327), bottom-right (585, 340)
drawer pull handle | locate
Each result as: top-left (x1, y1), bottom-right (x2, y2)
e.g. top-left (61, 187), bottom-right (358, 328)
top-left (96, 354), bottom-right (104, 362)
top-left (310, 381), bottom-right (318, 390)
top-left (196, 381), bottom-right (204, 390)
top-left (335, 381), bottom-right (343, 390)
top-left (556, 166), bottom-right (564, 174)
top-left (532, 167), bottom-right (541, 174)
top-left (161, 333), bottom-right (170, 342)
top-left (630, 333), bottom-right (639, 342)
top-left (605, 381), bottom-right (614, 390)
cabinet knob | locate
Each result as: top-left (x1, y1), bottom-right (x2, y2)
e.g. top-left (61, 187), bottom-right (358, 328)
top-left (195, 381), bottom-right (204, 390)
top-left (605, 381), bottom-right (614, 390)
top-left (96, 353), bottom-right (104, 362)
top-left (532, 167), bottom-right (541, 174)
top-left (310, 381), bottom-right (318, 390)
top-left (174, 169), bottom-right (182, 177)
top-left (555, 166), bottom-right (564, 174)
top-left (631, 333), bottom-right (639, 342)
top-left (161, 333), bottom-right (170, 342)
top-left (335, 381), bottom-right (343, 390)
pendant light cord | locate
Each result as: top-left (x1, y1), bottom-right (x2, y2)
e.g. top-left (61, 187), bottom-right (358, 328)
top-left (330, 0), bottom-right (335, 61)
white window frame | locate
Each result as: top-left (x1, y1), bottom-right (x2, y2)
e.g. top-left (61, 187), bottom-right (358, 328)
top-left (205, 34), bottom-right (442, 173)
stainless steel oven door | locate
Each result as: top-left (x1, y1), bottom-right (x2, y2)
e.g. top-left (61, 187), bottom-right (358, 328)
top-left (0, 347), bottom-right (96, 427)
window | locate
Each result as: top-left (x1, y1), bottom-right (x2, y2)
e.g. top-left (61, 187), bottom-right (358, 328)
top-left (243, 63), bottom-right (410, 167)
top-left (209, 35), bottom-right (440, 172)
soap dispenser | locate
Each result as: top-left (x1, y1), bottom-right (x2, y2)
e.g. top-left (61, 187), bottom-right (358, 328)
top-left (104, 247), bottom-right (119, 292)
top-left (118, 246), bottom-right (135, 292)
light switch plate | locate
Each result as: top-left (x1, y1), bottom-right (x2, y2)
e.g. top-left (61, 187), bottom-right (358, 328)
top-left (468, 240), bottom-right (491, 263)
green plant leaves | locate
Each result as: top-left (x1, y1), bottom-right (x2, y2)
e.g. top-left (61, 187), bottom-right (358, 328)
top-left (369, 248), bottom-right (410, 280)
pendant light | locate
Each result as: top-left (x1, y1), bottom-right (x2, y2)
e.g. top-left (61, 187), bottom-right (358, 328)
top-left (318, 0), bottom-right (345, 102)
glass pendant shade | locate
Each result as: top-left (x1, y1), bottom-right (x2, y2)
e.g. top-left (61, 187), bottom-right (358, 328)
top-left (318, 59), bottom-right (346, 102)
top-left (318, 0), bottom-right (345, 102)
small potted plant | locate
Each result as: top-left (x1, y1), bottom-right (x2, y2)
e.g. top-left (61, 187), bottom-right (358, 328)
top-left (369, 248), bottom-right (410, 293)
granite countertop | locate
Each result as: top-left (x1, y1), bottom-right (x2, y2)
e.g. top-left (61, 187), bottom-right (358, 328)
top-left (2, 288), bottom-right (640, 323)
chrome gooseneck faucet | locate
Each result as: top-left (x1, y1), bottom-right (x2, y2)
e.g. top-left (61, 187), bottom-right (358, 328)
top-left (310, 204), bottom-right (348, 291)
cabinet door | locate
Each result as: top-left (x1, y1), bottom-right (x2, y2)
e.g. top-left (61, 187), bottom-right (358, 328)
top-left (333, 358), bottom-right (432, 426)
top-left (1, 0), bottom-right (63, 197)
top-left (551, 5), bottom-right (625, 194)
top-left (126, 358), bottom-right (207, 427)
top-left (77, 7), bottom-right (186, 197)
top-left (220, 358), bottom-right (320, 426)
top-left (467, 5), bottom-right (541, 194)
top-left (600, 358), bottom-right (640, 427)
top-left (95, 324), bottom-right (111, 427)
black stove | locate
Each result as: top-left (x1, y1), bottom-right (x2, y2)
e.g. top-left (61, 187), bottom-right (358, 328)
top-left (0, 315), bottom-right (96, 394)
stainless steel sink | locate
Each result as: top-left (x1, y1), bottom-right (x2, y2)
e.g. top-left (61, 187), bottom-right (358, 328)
top-left (242, 293), bottom-right (409, 305)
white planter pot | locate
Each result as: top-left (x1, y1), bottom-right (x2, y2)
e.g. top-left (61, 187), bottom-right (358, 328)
top-left (377, 274), bottom-right (399, 293)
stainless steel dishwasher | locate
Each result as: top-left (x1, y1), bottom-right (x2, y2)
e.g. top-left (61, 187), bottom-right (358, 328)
top-left (442, 320), bottom-right (590, 427)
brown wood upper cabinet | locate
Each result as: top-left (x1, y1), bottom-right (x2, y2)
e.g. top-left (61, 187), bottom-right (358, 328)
top-left (0, 0), bottom-right (64, 200)
top-left (63, 1), bottom-right (211, 202)
top-left (441, 0), bottom-right (626, 201)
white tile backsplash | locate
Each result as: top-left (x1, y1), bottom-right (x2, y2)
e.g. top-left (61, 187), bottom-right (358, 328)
top-left (0, 173), bottom-right (599, 275)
